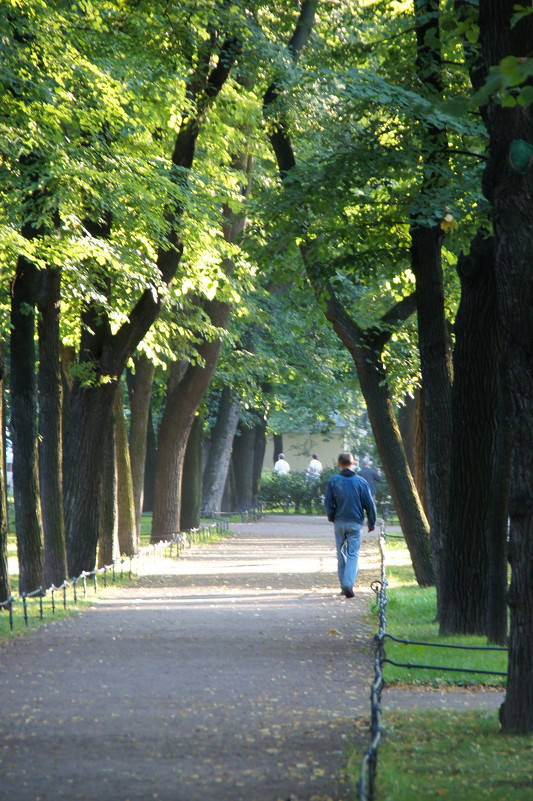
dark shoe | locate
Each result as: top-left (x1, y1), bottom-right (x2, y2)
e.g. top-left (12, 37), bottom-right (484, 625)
top-left (342, 588), bottom-right (355, 598)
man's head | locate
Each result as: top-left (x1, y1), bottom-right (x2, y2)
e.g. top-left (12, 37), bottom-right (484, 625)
top-left (338, 452), bottom-right (355, 468)
top-left (278, 453), bottom-right (285, 460)
top-left (311, 453), bottom-right (318, 460)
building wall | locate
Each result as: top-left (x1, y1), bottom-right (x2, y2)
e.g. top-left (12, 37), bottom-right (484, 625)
top-left (263, 429), bottom-right (349, 474)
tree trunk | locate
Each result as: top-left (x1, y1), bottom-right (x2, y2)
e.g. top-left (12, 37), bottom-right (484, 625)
top-left (477, 0), bottom-right (533, 734)
top-left (411, 0), bottom-right (453, 614)
top-left (143, 400), bottom-right (157, 513)
top-left (64, 36), bottom-right (239, 573)
top-left (232, 422), bottom-right (256, 511)
top-left (222, 461), bottom-right (236, 513)
top-left (411, 226), bottom-right (452, 596)
top-left (440, 232), bottom-right (505, 638)
top-left (0, 349), bottom-right (11, 602)
top-left (202, 388), bottom-right (241, 514)
top-left (150, 119), bottom-right (251, 536)
top-left (97, 405), bottom-right (118, 569)
top-left (10, 255), bottom-right (45, 593)
top-left (413, 389), bottom-right (428, 515)
top-left (252, 413), bottom-right (268, 497)
top-left (273, 434), bottom-right (283, 466)
top-left (180, 416), bottom-right (204, 531)
top-left (151, 320), bottom-right (228, 539)
top-left (37, 267), bottom-right (67, 587)
top-left (307, 274), bottom-right (435, 587)
top-left (485, 378), bottom-right (511, 645)
top-left (127, 353), bottom-right (155, 541)
top-left (263, 1), bottom-right (433, 585)
top-left (350, 333), bottom-right (434, 586)
top-left (398, 393), bottom-right (416, 478)
top-left (115, 384), bottom-right (136, 556)
top-left (64, 381), bottom-right (117, 576)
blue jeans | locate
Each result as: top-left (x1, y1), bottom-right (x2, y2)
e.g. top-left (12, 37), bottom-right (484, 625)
top-left (334, 520), bottom-right (362, 593)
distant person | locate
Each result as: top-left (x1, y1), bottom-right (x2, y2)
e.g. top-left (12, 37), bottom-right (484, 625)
top-left (273, 453), bottom-right (290, 474)
top-left (306, 453), bottom-right (323, 480)
top-left (324, 452), bottom-right (376, 598)
top-left (358, 460), bottom-right (382, 498)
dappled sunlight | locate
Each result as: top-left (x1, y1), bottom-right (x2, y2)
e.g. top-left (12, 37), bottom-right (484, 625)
top-left (93, 588), bottom-right (353, 613)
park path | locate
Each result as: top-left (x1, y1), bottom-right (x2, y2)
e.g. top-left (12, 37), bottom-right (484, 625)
top-left (0, 515), bottom-right (504, 801)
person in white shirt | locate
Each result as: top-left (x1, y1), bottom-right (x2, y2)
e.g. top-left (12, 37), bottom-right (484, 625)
top-left (306, 453), bottom-right (323, 480)
top-left (273, 453), bottom-right (290, 474)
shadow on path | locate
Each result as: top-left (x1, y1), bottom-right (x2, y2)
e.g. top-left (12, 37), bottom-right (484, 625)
top-left (0, 514), bottom-right (505, 801)
top-left (0, 515), bottom-right (374, 801)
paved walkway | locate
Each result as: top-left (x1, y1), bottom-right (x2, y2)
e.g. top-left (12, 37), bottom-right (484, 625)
top-left (0, 515), bottom-right (504, 801)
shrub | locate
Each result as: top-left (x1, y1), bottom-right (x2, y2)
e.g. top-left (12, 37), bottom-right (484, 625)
top-left (258, 471), bottom-right (328, 514)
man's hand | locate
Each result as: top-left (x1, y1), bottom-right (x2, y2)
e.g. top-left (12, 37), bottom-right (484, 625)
top-left (368, 526), bottom-right (375, 533)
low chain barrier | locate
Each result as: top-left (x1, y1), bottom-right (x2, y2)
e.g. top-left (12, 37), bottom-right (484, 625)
top-left (357, 519), bottom-right (508, 801)
top-left (0, 520), bottom-right (228, 632)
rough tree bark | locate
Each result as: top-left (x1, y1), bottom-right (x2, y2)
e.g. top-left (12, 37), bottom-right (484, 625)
top-left (180, 416), bottom-right (204, 531)
top-left (413, 390), bottom-right (428, 517)
top-left (143, 401), bottom-right (157, 513)
top-left (151, 303), bottom-right (231, 539)
top-left (273, 434), bottom-right (283, 466)
top-left (232, 421), bottom-right (256, 511)
top-left (321, 290), bottom-right (434, 586)
top-left (440, 232), bottom-right (505, 639)
top-left (151, 145), bottom-right (251, 538)
top-left (477, 0), bottom-right (533, 735)
top-left (64, 35), bottom-right (240, 575)
top-left (410, 0), bottom-right (453, 611)
top-left (0, 349), bottom-right (10, 602)
top-left (127, 353), bottom-right (155, 541)
top-left (202, 388), bottom-right (241, 515)
top-left (97, 404), bottom-right (118, 569)
top-left (37, 266), bottom-right (67, 586)
top-left (115, 384), bottom-right (136, 557)
top-left (10, 252), bottom-right (45, 593)
top-left (252, 412), bottom-right (268, 497)
top-left (397, 393), bottom-right (416, 479)
top-left (262, 0), bottom-right (434, 584)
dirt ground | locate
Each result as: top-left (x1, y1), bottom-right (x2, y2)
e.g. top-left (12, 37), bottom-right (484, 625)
top-left (0, 515), bottom-right (504, 801)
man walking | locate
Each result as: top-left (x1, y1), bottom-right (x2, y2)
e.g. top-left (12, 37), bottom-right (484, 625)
top-left (324, 452), bottom-right (376, 598)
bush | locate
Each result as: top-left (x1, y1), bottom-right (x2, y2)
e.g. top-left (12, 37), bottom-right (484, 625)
top-left (258, 470), bottom-right (329, 514)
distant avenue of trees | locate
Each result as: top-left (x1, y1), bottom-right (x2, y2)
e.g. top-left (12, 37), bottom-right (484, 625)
top-left (0, 0), bottom-right (531, 734)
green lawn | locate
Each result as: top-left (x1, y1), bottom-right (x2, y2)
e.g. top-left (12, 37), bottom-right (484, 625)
top-left (356, 536), bottom-right (532, 801)
top-left (375, 538), bottom-right (507, 687)
top-left (377, 710), bottom-right (533, 801)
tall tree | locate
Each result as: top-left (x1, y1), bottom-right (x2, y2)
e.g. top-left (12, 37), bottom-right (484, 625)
top-left (10, 154), bottom-right (45, 593)
top-left (263, 0), bottom-right (434, 584)
top-left (202, 387), bottom-right (242, 515)
top-left (151, 145), bottom-right (252, 537)
top-left (127, 353), bottom-right (155, 542)
top-left (37, 265), bottom-right (67, 586)
top-left (180, 415), bottom-right (204, 531)
top-left (115, 383), bottom-right (136, 557)
top-left (0, 348), bottom-right (10, 602)
top-left (63, 18), bottom-right (241, 573)
top-left (475, 0), bottom-right (533, 735)
top-left (439, 231), bottom-right (504, 639)
top-left (410, 0), bottom-right (453, 607)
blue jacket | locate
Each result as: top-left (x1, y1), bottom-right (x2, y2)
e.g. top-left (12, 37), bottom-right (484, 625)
top-left (324, 469), bottom-right (377, 528)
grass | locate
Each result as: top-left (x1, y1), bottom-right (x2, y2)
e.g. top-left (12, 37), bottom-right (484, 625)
top-left (356, 535), bottom-right (533, 801)
top-left (377, 538), bottom-right (507, 687)
top-left (378, 710), bottom-right (533, 801)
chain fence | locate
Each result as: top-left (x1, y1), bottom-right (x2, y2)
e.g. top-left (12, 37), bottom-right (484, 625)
top-left (357, 519), bottom-right (508, 801)
top-left (0, 520), bottom-right (229, 632)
